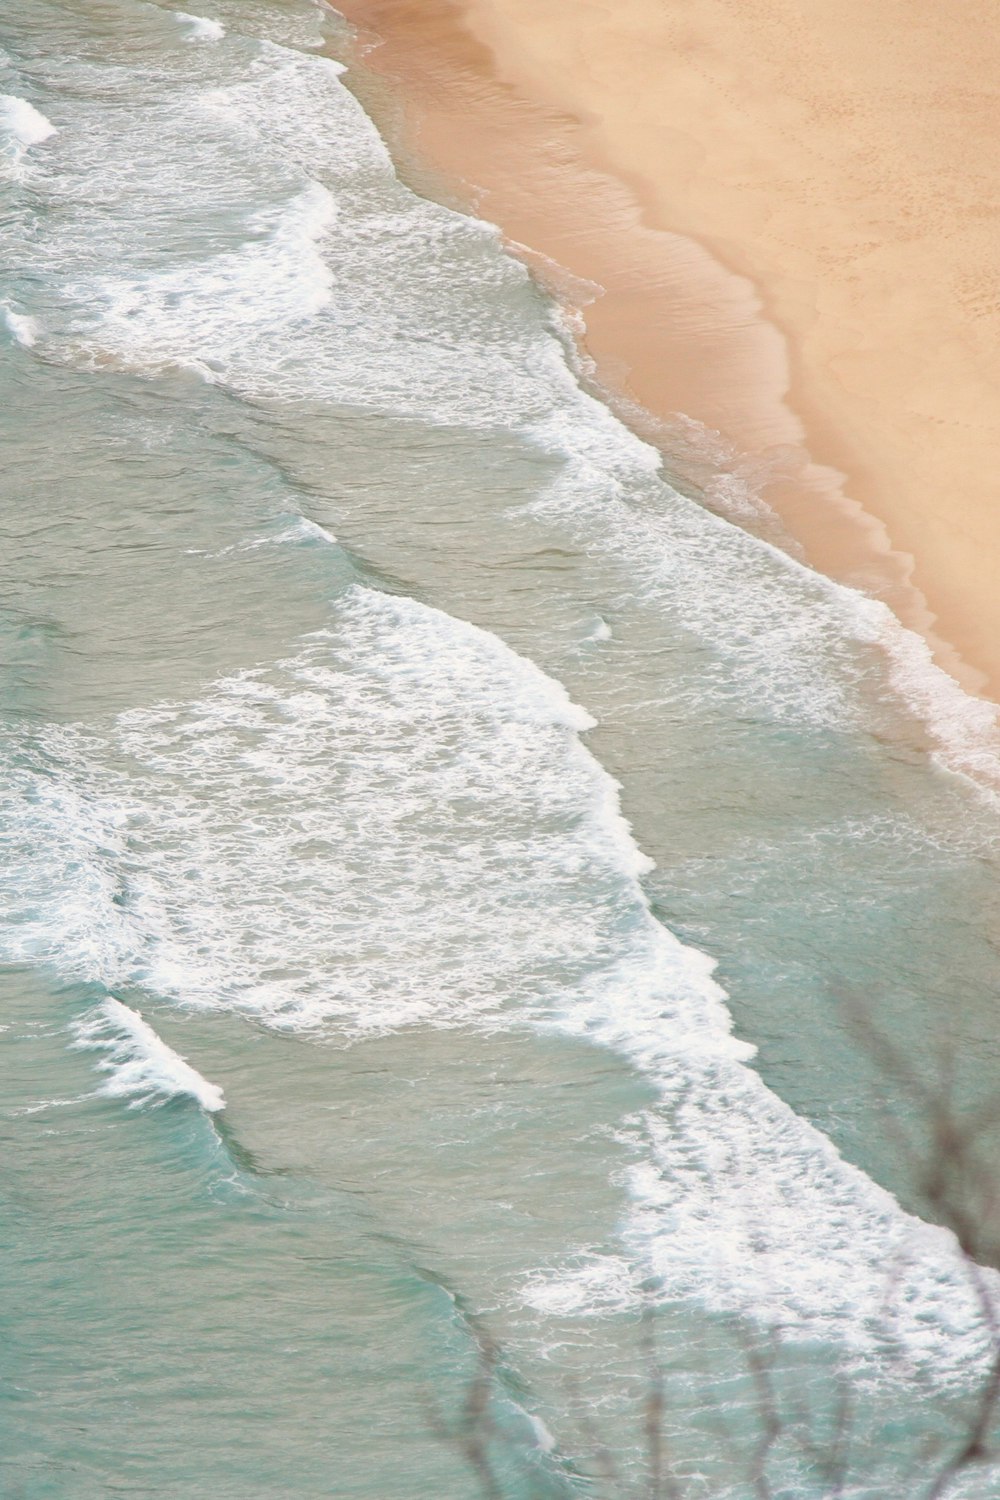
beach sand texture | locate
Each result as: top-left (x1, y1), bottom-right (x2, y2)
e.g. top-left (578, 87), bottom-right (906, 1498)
top-left (342, 0), bottom-right (1000, 696)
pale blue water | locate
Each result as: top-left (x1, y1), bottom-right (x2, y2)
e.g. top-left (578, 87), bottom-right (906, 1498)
top-left (3, 2), bottom-right (1000, 1496)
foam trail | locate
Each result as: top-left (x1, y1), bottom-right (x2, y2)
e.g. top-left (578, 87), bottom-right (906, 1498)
top-left (71, 998), bottom-right (225, 1112)
top-left (173, 12), bottom-right (226, 42)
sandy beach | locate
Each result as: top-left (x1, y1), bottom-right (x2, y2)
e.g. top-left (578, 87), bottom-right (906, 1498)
top-left (340, 0), bottom-right (1000, 697)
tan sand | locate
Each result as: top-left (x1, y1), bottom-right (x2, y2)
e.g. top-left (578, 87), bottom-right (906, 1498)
top-left (337, 0), bottom-right (1000, 697)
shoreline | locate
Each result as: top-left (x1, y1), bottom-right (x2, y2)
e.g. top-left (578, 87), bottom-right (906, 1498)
top-left (335, 0), bottom-right (1000, 702)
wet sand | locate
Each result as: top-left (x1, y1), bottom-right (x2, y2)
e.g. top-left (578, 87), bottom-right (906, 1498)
top-left (337, 0), bottom-right (1000, 698)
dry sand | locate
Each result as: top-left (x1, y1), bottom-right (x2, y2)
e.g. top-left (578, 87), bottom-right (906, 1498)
top-left (338, 0), bottom-right (1000, 697)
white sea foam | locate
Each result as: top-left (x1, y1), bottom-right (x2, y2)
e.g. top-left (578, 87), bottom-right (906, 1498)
top-left (174, 11), bottom-right (226, 42)
top-left (519, 381), bottom-right (1000, 787)
top-left (71, 997), bottom-right (225, 1111)
top-left (870, 597), bottom-right (1000, 796)
top-left (0, 584), bottom-right (733, 1049)
top-left (1, 302), bottom-right (38, 348)
top-left (81, 179), bottom-right (337, 383)
top-left (29, 42), bottom-right (540, 413)
top-left (0, 768), bottom-right (139, 982)
top-left (0, 93), bottom-right (56, 179)
top-left (0, 94), bottom-right (56, 147)
top-left (523, 1070), bottom-right (993, 1380)
top-left (4, 588), bottom-right (702, 1037)
top-left (294, 517), bottom-right (338, 545)
top-left (0, 585), bottom-right (995, 1378)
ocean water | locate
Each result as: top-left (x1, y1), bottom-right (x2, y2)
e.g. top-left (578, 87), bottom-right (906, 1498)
top-left (3, 2), bottom-right (1000, 1495)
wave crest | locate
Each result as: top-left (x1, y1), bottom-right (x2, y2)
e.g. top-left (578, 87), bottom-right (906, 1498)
top-left (71, 998), bottom-right (225, 1112)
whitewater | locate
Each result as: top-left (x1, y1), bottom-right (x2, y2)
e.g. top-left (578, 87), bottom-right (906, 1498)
top-left (2, 1), bottom-right (1000, 1496)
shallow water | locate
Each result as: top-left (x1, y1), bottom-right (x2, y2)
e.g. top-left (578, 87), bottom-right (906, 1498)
top-left (3, 2), bottom-right (1000, 1495)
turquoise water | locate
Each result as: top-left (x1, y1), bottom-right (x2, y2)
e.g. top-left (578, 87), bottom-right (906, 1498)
top-left (3, 2), bottom-right (1000, 1495)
